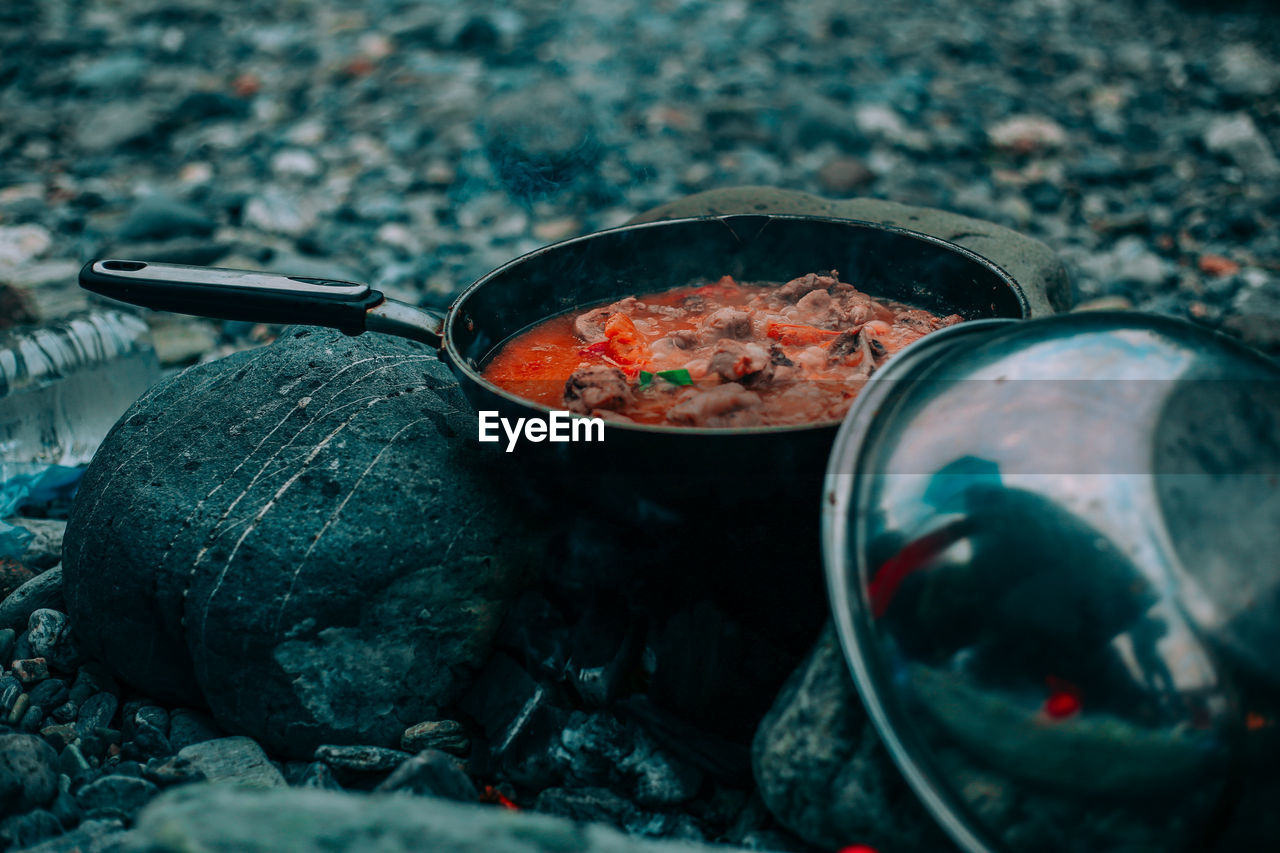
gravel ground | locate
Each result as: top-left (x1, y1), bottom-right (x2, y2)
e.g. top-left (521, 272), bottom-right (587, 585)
top-left (2, 0), bottom-right (1279, 849)
top-left (1, 0), bottom-right (1278, 354)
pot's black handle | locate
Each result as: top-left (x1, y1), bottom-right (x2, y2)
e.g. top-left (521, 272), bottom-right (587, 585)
top-left (79, 259), bottom-right (445, 347)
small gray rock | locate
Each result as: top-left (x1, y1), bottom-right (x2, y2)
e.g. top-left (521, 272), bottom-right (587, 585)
top-left (117, 196), bottom-right (217, 242)
top-left (751, 625), bottom-right (946, 851)
top-left (18, 817), bottom-right (125, 853)
top-left (1214, 43), bottom-right (1280, 100)
top-left (50, 790), bottom-right (82, 828)
top-left (1204, 113), bottom-right (1280, 178)
top-left (242, 187), bottom-right (318, 237)
top-left (374, 749), bottom-right (475, 801)
top-left (0, 733), bottom-right (59, 812)
top-left (401, 719), bottom-right (470, 756)
top-left (76, 773), bottom-right (160, 820)
top-left (73, 54), bottom-right (148, 91)
top-left (0, 223), bottom-right (52, 267)
top-left (0, 628), bottom-right (14, 665)
top-left (297, 761), bottom-right (342, 791)
top-left (315, 744), bottom-right (410, 773)
top-left (142, 755), bottom-right (207, 787)
top-left (0, 565), bottom-right (63, 631)
top-left (176, 736), bottom-right (285, 789)
top-left (625, 732), bottom-right (704, 808)
top-left (0, 808), bottom-right (62, 849)
top-left (167, 708), bottom-right (224, 751)
top-left (0, 673), bottom-right (21, 716)
top-left (74, 103), bottom-right (164, 152)
top-left (27, 677), bottom-right (67, 709)
top-left (58, 743), bottom-right (91, 779)
top-left (130, 783), bottom-right (761, 852)
top-left (11, 653), bottom-right (48, 681)
top-left (76, 691), bottom-right (119, 737)
top-left (28, 608), bottom-right (79, 670)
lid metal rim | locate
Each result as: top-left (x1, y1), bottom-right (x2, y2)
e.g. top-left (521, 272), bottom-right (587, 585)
top-left (821, 317), bottom-right (1022, 853)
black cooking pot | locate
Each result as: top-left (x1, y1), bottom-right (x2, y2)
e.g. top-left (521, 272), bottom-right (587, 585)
top-left (81, 212), bottom-right (1035, 696)
top-left (81, 214), bottom-right (1030, 507)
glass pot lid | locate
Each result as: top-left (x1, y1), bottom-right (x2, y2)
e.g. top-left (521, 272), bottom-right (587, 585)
top-left (822, 312), bottom-right (1280, 853)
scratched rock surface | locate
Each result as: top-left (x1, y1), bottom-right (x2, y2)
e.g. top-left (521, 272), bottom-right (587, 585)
top-left (63, 328), bottom-right (546, 758)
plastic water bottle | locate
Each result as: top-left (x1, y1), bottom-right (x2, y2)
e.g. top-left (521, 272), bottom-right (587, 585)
top-left (0, 311), bottom-right (163, 555)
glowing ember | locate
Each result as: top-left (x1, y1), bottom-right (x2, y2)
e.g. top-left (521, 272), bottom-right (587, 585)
top-left (480, 785), bottom-right (519, 810)
top-left (1043, 679), bottom-right (1083, 719)
top-left (838, 845), bottom-right (880, 853)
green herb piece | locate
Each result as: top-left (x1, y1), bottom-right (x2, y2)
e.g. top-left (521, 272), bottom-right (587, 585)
top-left (638, 370), bottom-right (653, 388)
top-left (656, 368), bottom-right (693, 386)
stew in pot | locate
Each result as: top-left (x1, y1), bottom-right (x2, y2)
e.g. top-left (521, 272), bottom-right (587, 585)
top-left (482, 271), bottom-right (962, 427)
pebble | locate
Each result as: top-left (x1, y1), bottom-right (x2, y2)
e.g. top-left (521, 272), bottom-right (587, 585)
top-left (1214, 43), bottom-right (1280, 100)
top-left (401, 719), bottom-right (471, 756)
top-left (314, 744), bottom-right (411, 773)
top-left (374, 749), bottom-right (476, 801)
top-left (20, 704), bottom-right (43, 732)
top-left (76, 692), bottom-right (119, 738)
top-left (270, 149), bottom-right (322, 178)
top-left (147, 317), bottom-right (221, 366)
top-left (8, 692), bottom-right (30, 725)
top-left (243, 187), bottom-right (319, 237)
top-left (0, 809), bottom-right (62, 849)
top-left (166, 708), bottom-right (223, 751)
top-left (0, 674), bottom-right (20, 716)
top-left (297, 761), bottom-right (342, 790)
top-left (73, 54), bottom-right (149, 91)
top-left (0, 733), bottom-right (59, 811)
top-left (0, 566), bottom-right (64, 631)
top-left (116, 196), bottom-right (217, 242)
top-left (28, 609), bottom-right (78, 670)
top-left (40, 723), bottom-right (77, 751)
top-left (816, 157), bottom-right (874, 196)
top-left (49, 790), bottom-right (81, 828)
top-left (51, 701), bottom-right (78, 724)
top-left (73, 103), bottom-right (163, 153)
top-left (18, 817), bottom-right (125, 853)
top-left (853, 104), bottom-right (907, 138)
top-left (1203, 114), bottom-right (1280, 178)
top-left (1198, 254), bottom-right (1241, 277)
top-left (76, 774), bottom-right (160, 820)
top-left (1072, 295), bottom-right (1135, 312)
top-left (12, 657), bottom-right (49, 683)
top-left (58, 743), bottom-right (91, 779)
top-left (143, 755), bottom-right (207, 786)
top-left (0, 224), bottom-right (52, 269)
top-left (0, 629), bottom-right (14, 665)
top-left (988, 115), bottom-right (1068, 154)
top-left (177, 736), bottom-right (286, 788)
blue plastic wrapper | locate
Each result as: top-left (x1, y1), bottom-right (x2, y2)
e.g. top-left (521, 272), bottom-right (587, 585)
top-left (0, 464), bottom-right (85, 559)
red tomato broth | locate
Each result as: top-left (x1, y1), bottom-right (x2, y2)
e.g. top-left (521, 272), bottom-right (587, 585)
top-left (481, 272), bottom-right (962, 428)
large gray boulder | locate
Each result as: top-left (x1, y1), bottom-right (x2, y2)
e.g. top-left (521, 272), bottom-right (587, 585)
top-left (64, 328), bottom-right (546, 757)
top-left (128, 784), bottom-right (759, 853)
